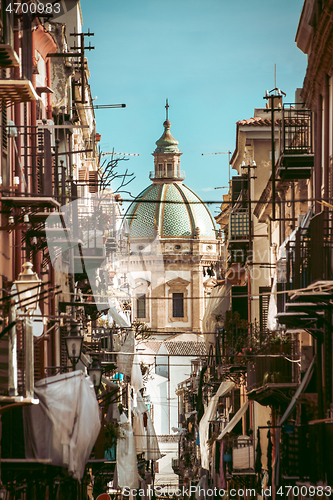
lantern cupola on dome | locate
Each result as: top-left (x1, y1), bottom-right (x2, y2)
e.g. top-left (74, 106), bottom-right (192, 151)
top-left (126, 101), bottom-right (217, 240)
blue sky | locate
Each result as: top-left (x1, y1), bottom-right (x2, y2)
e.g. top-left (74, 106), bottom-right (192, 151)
top-left (80, 0), bottom-right (307, 215)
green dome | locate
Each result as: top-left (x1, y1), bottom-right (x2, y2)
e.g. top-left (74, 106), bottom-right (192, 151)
top-left (126, 182), bottom-right (217, 239)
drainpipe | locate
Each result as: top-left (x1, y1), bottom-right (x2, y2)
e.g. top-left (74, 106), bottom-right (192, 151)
top-left (31, 26), bottom-right (37, 194)
top-left (280, 191), bottom-right (285, 243)
top-left (8, 289), bottom-right (18, 396)
top-left (324, 75), bottom-right (329, 204)
top-left (291, 183), bottom-right (295, 231)
top-left (315, 94), bottom-right (322, 214)
top-left (271, 98), bottom-right (276, 221)
top-left (14, 21), bottom-right (21, 279)
top-left (46, 59), bottom-right (52, 120)
top-left (168, 355), bottom-right (171, 434)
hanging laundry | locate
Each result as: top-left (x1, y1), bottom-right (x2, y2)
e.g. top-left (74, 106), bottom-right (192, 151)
top-left (267, 429), bottom-right (273, 487)
top-left (255, 428), bottom-right (262, 493)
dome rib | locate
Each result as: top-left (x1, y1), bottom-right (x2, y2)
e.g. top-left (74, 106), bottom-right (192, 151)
top-left (182, 184), bottom-right (217, 237)
top-left (174, 183), bottom-right (196, 237)
top-left (154, 184), bottom-right (163, 229)
top-left (160, 184), bottom-right (167, 235)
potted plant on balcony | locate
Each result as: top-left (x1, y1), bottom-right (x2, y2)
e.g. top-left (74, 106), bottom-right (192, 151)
top-left (104, 421), bottom-right (123, 461)
top-left (267, 331), bottom-right (293, 354)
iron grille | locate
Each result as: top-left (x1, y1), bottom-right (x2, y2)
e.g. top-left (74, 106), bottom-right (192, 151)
top-left (229, 211), bottom-right (249, 239)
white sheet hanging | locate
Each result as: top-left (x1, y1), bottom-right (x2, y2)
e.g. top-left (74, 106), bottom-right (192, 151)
top-left (117, 413), bottom-right (139, 489)
top-left (131, 352), bottom-right (144, 393)
top-left (135, 393), bottom-right (162, 461)
top-left (133, 408), bottom-right (146, 454)
top-left (117, 331), bottom-right (135, 377)
top-left (23, 371), bottom-right (101, 481)
top-left (199, 380), bottom-right (234, 470)
top-left (202, 284), bottom-right (231, 353)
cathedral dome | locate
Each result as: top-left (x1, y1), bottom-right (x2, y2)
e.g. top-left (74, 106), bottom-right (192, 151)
top-left (126, 182), bottom-right (217, 239)
top-left (126, 109), bottom-right (217, 240)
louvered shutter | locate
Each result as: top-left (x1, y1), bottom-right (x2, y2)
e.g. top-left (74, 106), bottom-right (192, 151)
top-left (89, 170), bottom-right (98, 193)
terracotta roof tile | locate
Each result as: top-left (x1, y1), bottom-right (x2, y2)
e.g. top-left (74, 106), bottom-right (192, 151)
top-left (145, 341), bottom-right (162, 353)
top-left (164, 341), bottom-right (206, 356)
top-left (237, 116), bottom-right (309, 127)
top-left (237, 116), bottom-right (274, 126)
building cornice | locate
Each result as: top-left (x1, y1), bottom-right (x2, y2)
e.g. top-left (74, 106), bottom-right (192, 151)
top-left (302, 1), bottom-right (333, 108)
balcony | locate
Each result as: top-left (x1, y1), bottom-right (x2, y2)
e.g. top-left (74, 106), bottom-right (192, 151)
top-left (0, 44), bottom-right (19, 67)
top-left (0, 79), bottom-right (39, 102)
top-left (280, 421), bottom-right (333, 485)
top-left (277, 104), bottom-right (314, 181)
top-left (149, 170), bottom-right (185, 181)
top-left (280, 424), bottom-right (311, 481)
top-left (232, 436), bottom-right (254, 473)
top-left (73, 245), bottom-right (106, 274)
top-left (91, 327), bottom-right (117, 364)
top-left (247, 354), bottom-right (296, 406)
top-left (286, 212), bottom-right (333, 291)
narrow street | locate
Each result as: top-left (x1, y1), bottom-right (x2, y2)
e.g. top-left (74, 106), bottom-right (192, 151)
top-left (0, 0), bottom-right (331, 499)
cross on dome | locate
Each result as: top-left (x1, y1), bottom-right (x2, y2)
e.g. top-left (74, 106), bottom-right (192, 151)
top-left (165, 98), bottom-right (169, 121)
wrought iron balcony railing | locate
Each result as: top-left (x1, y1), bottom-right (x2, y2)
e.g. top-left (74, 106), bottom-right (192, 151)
top-left (287, 211), bottom-right (333, 291)
top-left (278, 103), bottom-right (314, 181)
top-left (149, 170), bottom-right (185, 181)
top-left (247, 354), bottom-right (294, 393)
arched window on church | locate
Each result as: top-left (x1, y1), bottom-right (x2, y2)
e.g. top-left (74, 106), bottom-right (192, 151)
top-left (167, 163), bottom-right (172, 177)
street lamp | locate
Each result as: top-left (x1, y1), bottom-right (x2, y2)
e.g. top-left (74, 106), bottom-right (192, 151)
top-left (88, 357), bottom-right (102, 388)
top-left (65, 323), bottom-right (84, 371)
top-left (14, 262), bottom-right (42, 311)
top-left (13, 262), bottom-right (42, 398)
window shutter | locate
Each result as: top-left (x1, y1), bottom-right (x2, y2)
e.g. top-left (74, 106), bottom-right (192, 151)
top-left (89, 170), bottom-right (98, 193)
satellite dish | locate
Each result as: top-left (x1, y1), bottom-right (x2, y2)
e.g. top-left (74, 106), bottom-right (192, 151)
top-left (32, 306), bottom-right (44, 337)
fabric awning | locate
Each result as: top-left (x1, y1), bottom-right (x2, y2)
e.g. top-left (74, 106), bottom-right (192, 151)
top-left (202, 283), bottom-right (231, 353)
top-left (217, 400), bottom-right (249, 441)
top-left (279, 356), bottom-right (315, 425)
top-left (199, 380), bottom-right (234, 470)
